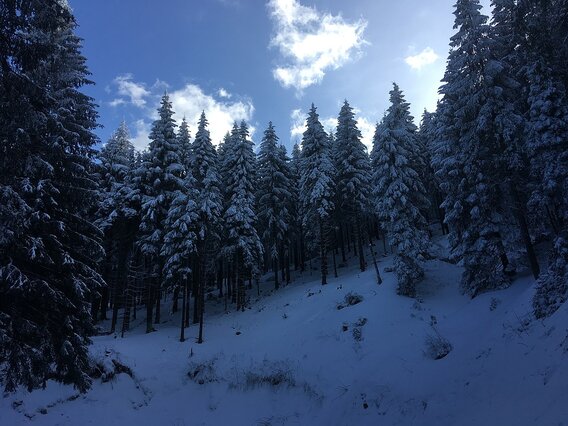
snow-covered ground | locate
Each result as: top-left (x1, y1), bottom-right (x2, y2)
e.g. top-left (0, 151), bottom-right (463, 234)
top-left (2, 239), bottom-right (568, 426)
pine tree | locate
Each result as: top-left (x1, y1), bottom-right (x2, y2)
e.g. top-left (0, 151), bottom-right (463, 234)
top-left (222, 122), bottom-right (263, 310)
top-left (257, 122), bottom-right (292, 289)
top-left (435, 0), bottom-right (511, 296)
top-left (524, 45), bottom-right (568, 317)
top-left (0, 0), bottom-right (104, 392)
top-left (299, 105), bottom-right (335, 285)
top-left (178, 117), bottom-right (192, 176)
top-left (290, 143), bottom-right (306, 272)
top-left (191, 112), bottom-right (223, 342)
top-left (96, 122), bottom-right (139, 332)
top-left (137, 93), bottom-right (184, 331)
top-left (371, 84), bottom-right (430, 297)
top-left (334, 100), bottom-right (372, 271)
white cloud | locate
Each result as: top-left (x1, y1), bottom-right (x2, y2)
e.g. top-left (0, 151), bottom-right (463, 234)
top-left (268, 0), bottom-right (367, 93)
top-left (169, 84), bottom-right (254, 145)
top-left (117, 82), bottom-right (254, 151)
top-left (110, 74), bottom-right (150, 107)
top-left (131, 119), bottom-right (151, 152)
top-left (405, 47), bottom-right (439, 71)
top-left (218, 87), bottom-right (232, 99)
top-left (355, 115), bottom-right (375, 153)
top-left (290, 108), bottom-right (305, 140)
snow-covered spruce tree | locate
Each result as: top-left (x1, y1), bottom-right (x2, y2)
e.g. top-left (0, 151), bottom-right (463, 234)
top-left (257, 123), bottom-right (292, 289)
top-left (177, 117), bottom-right (192, 176)
top-left (299, 105), bottom-right (335, 285)
top-left (371, 84), bottom-right (430, 297)
top-left (290, 143), bottom-right (306, 272)
top-left (137, 94), bottom-right (184, 332)
top-left (222, 122), bottom-right (263, 310)
top-left (478, 0), bottom-right (542, 279)
top-left (0, 1), bottom-right (104, 392)
top-left (278, 143), bottom-right (295, 284)
top-left (96, 121), bottom-right (140, 332)
top-left (190, 112), bottom-right (223, 342)
top-left (525, 58), bottom-right (568, 317)
top-left (334, 101), bottom-right (372, 272)
top-left (435, 0), bottom-right (511, 297)
top-left (161, 175), bottom-right (198, 342)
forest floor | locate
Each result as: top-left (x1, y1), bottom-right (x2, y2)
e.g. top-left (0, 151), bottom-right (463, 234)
top-left (2, 237), bottom-right (568, 426)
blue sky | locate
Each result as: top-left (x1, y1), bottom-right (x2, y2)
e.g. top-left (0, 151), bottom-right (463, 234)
top-left (72, 0), bottom-right (490, 152)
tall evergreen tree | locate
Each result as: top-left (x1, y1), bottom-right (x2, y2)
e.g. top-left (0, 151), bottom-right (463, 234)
top-left (222, 122), bottom-right (263, 310)
top-left (435, 0), bottom-right (511, 296)
top-left (0, 0), bottom-right (104, 391)
top-left (96, 121), bottom-right (139, 332)
top-left (177, 117), bottom-right (192, 175)
top-left (334, 100), bottom-right (372, 271)
top-left (299, 105), bottom-right (335, 285)
top-left (137, 93), bottom-right (184, 331)
top-left (257, 122), bottom-right (292, 289)
top-left (191, 112), bottom-right (223, 342)
top-left (371, 84), bottom-right (430, 297)
top-left (290, 143), bottom-right (306, 272)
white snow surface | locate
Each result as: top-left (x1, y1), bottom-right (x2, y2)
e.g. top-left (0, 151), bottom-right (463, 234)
top-left (2, 238), bottom-right (568, 425)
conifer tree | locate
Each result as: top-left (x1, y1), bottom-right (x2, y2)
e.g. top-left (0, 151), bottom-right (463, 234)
top-left (299, 105), bottom-right (335, 285)
top-left (257, 123), bottom-right (292, 289)
top-left (177, 117), bottom-right (192, 176)
top-left (334, 101), bottom-right (372, 271)
top-left (371, 84), bottom-right (430, 297)
top-left (290, 143), bottom-right (306, 272)
top-left (435, 0), bottom-right (511, 296)
top-left (222, 122), bottom-right (263, 309)
top-left (97, 122), bottom-right (139, 332)
top-left (137, 94), bottom-right (184, 331)
top-left (0, 0), bottom-right (104, 391)
top-left (191, 112), bottom-right (223, 341)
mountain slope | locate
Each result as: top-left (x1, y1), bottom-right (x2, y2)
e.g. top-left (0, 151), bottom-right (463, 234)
top-left (2, 241), bottom-right (567, 426)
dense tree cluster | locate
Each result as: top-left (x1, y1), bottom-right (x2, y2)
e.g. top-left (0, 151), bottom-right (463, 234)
top-left (1, 0), bottom-right (566, 393)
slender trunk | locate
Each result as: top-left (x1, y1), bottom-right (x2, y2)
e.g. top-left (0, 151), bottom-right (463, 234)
top-left (339, 222), bottom-right (346, 262)
top-left (192, 258), bottom-right (199, 324)
top-left (154, 282), bottom-right (161, 324)
top-left (145, 274), bottom-right (154, 333)
top-left (510, 183), bottom-right (540, 279)
top-left (172, 286), bottom-right (180, 313)
top-left (197, 276), bottom-right (205, 343)
top-left (285, 252), bottom-right (291, 284)
top-left (100, 286), bottom-right (109, 321)
top-left (320, 218), bottom-right (328, 285)
top-left (356, 215), bottom-right (366, 272)
top-left (180, 276), bottom-right (187, 342)
top-left (274, 257), bottom-right (279, 290)
top-left (333, 244), bottom-right (338, 278)
top-left (299, 225), bottom-right (306, 272)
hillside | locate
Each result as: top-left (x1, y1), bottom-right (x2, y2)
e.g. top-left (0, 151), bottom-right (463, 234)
top-left (2, 239), bottom-right (567, 426)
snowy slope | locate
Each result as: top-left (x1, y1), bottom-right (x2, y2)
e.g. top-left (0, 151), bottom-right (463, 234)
top-left (2, 241), bottom-right (568, 426)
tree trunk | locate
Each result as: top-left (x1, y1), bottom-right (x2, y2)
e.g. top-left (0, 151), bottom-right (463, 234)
top-left (180, 276), bottom-right (187, 342)
top-left (510, 183), bottom-right (540, 279)
top-left (320, 218), bottom-right (328, 285)
top-left (274, 256), bottom-right (279, 290)
top-left (356, 215), bottom-right (366, 272)
top-left (172, 286), bottom-right (180, 313)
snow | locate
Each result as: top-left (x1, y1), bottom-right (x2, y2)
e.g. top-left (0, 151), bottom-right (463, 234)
top-left (2, 236), bottom-right (568, 425)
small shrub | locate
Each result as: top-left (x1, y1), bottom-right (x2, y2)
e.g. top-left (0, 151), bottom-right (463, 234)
top-left (188, 359), bottom-right (219, 385)
top-left (489, 297), bottom-right (501, 311)
top-left (424, 331), bottom-right (452, 360)
top-left (337, 292), bottom-right (364, 310)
